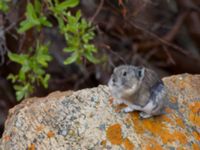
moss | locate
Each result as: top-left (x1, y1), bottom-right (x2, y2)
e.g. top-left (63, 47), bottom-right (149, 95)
top-left (106, 124), bottom-right (123, 145)
top-left (123, 138), bottom-right (134, 150)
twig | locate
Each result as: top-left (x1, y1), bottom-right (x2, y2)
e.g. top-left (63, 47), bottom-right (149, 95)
top-left (90, 0), bottom-right (104, 23)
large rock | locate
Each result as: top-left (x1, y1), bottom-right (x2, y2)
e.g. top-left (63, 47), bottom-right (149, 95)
top-left (0, 74), bottom-right (200, 150)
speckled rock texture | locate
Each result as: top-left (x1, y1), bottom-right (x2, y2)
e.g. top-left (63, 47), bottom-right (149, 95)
top-left (0, 74), bottom-right (200, 150)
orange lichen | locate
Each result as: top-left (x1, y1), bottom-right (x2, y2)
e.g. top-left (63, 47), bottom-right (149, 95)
top-left (192, 131), bottom-right (200, 141)
top-left (123, 138), bottom-right (134, 150)
top-left (173, 131), bottom-right (187, 144)
top-left (106, 124), bottom-right (123, 145)
top-left (189, 102), bottom-right (200, 113)
top-left (131, 112), bottom-right (188, 144)
top-left (193, 143), bottom-right (200, 150)
top-left (47, 131), bottom-right (55, 138)
top-left (35, 125), bottom-right (44, 132)
top-left (175, 118), bottom-right (185, 128)
top-left (28, 144), bottom-right (35, 150)
top-left (189, 101), bottom-right (200, 127)
top-left (165, 107), bottom-right (173, 113)
top-left (3, 135), bottom-right (10, 142)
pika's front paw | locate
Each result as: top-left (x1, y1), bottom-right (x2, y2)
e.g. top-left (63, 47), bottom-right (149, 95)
top-left (123, 107), bottom-right (134, 113)
top-left (139, 112), bottom-right (152, 119)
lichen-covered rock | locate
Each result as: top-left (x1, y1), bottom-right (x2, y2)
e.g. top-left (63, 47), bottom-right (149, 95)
top-left (0, 74), bottom-right (200, 150)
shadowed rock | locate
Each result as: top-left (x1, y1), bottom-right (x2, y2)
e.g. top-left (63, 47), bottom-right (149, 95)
top-left (0, 74), bottom-right (200, 149)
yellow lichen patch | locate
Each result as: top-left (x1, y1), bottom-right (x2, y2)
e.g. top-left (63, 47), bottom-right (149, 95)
top-left (192, 131), bottom-right (200, 141)
top-left (28, 144), bottom-right (35, 150)
top-left (106, 124), bottom-right (123, 145)
top-left (47, 131), bottom-right (55, 138)
top-left (123, 138), bottom-right (134, 150)
top-left (193, 143), bottom-right (200, 150)
top-left (188, 102), bottom-right (200, 127)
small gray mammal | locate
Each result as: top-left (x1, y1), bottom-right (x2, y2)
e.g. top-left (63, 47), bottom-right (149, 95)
top-left (108, 65), bottom-right (168, 118)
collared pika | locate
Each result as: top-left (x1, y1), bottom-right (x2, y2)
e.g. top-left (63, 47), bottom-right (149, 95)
top-left (108, 65), bottom-right (168, 118)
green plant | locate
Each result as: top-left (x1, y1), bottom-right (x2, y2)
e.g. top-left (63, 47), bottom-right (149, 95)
top-left (47, 0), bottom-right (100, 64)
top-left (7, 0), bottom-right (101, 101)
top-left (7, 42), bottom-right (52, 101)
top-left (18, 0), bottom-right (52, 33)
top-left (0, 0), bottom-right (10, 12)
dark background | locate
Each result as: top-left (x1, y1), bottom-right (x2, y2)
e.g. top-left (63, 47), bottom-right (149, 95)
top-left (1, 0), bottom-right (200, 137)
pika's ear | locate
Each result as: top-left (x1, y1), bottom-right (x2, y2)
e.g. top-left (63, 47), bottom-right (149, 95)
top-left (136, 67), bottom-right (145, 79)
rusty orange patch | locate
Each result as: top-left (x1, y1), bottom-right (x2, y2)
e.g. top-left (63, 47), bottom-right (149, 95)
top-left (47, 131), bottom-right (55, 138)
top-left (28, 144), bottom-right (35, 150)
top-left (3, 135), bottom-right (10, 142)
top-left (106, 124), bottom-right (123, 145)
top-left (189, 102), bottom-right (200, 113)
top-left (123, 138), bottom-right (134, 150)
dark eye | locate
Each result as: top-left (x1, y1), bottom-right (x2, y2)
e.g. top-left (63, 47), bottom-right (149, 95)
top-left (123, 71), bottom-right (127, 76)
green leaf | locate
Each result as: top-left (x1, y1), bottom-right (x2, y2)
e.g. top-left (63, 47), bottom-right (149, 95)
top-left (64, 53), bottom-right (78, 65)
top-left (41, 74), bottom-right (50, 88)
top-left (56, 0), bottom-right (79, 12)
top-left (84, 52), bottom-right (100, 64)
top-left (8, 52), bottom-right (29, 64)
top-left (18, 19), bottom-right (39, 33)
top-left (63, 47), bottom-right (76, 52)
top-left (34, 0), bottom-right (41, 14)
top-left (26, 3), bottom-right (37, 20)
top-left (7, 74), bottom-right (17, 83)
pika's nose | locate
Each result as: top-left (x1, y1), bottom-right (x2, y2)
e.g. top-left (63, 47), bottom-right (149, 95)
top-left (112, 78), bottom-right (116, 83)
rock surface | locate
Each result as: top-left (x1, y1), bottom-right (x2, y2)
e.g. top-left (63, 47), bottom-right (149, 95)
top-left (0, 74), bottom-right (200, 150)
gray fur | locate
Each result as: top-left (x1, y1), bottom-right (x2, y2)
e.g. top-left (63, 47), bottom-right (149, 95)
top-left (108, 65), bottom-right (168, 118)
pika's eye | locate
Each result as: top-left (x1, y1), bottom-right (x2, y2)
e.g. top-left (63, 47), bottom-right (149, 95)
top-left (123, 71), bottom-right (127, 76)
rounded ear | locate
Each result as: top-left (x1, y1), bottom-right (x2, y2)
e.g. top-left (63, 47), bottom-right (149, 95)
top-left (136, 67), bottom-right (145, 79)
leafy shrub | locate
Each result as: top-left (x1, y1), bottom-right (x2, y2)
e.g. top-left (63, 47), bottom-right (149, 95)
top-left (5, 0), bottom-right (101, 101)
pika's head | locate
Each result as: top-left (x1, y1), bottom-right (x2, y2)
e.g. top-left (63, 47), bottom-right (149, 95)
top-left (108, 65), bottom-right (145, 96)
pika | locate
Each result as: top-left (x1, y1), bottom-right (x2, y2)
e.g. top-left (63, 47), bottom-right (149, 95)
top-left (108, 65), bottom-right (168, 118)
